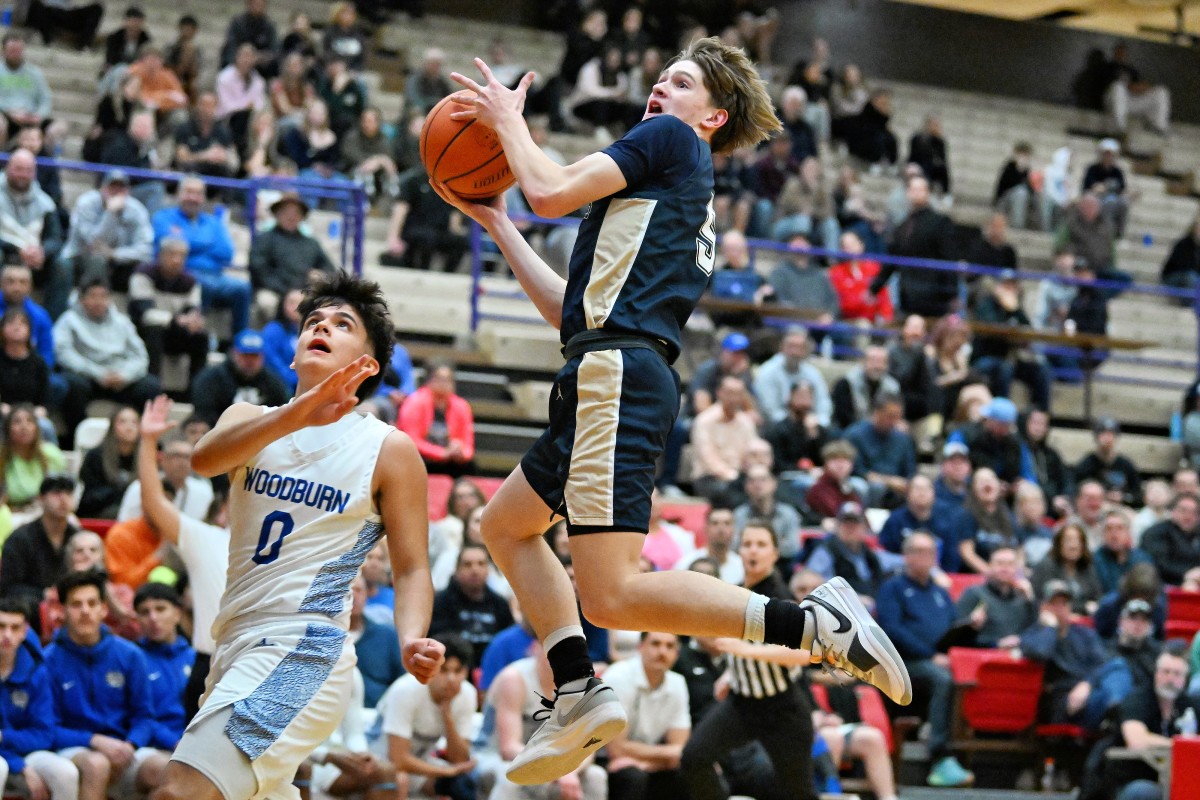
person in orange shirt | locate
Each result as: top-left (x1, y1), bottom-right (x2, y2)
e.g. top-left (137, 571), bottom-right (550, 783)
top-left (829, 230), bottom-right (893, 325)
top-left (127, 45), bottom-right (189, 116)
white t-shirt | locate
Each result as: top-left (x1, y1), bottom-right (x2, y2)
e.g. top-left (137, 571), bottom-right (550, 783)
top-left (378, 673), bottom-right (478, 761)
top-left (177, 516), bottom-right (231, 655)
top-left (601, 657), bottom-right (690, 745)
top-left (673, 547), bottom-right (745, 585)
top-left (118, 475), bottom-right (215, 523)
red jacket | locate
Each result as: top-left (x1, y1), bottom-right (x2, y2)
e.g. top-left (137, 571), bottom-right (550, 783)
top-left (399, 387), bottom-right (475, 463)
top-left (829, 259), bottom-right (893, 323)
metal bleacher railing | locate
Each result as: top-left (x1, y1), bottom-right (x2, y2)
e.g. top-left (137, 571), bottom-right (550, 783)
top-left (0, 153), bottom-right (370, 273)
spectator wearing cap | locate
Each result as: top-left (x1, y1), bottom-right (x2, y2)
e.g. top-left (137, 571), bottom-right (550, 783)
top-left (190, 329), bottom-right (289, 426)
top-left (152, 175), bottom-right (250, 332)
top-left (128, 237), bottom-right (209, 383)
top-left (57, 168), bottom-right (153, 302)
top-left (968, 269), bottom-right (1052, 412)
top-left (103, 7), bottom-right (150, 72)
top-left (1075, 418), bottom-right (1142, 507)
top-left (879, 474), bottom-right (962, 572)
top-left (53, 277), bottom-right (161, 434)
top-left (1083, 139), bottom-right (1131, 237)
top-left (0, 149), bottom-right (64, 310)
top-left (1140, 493), bottom-right (1200, 587)
top-left (957, 545), bottom-right (1036, 649)
top-left (831, 344), bottom-right (901, 431)
top-left (690, 376), bottom-right (759, 504)
top-left (1081, 597), bottom-right (1162, 727)
top-left (807, 501), bottom-right (888, 603)
top-left (935, 441), bottom-right (972, 509)
top-left (0, 473), bottom-right (79, 609)
top-left (1094, 563), bottom-right (1168, 644)
top-left (950, 397), bottom-right (1032, 488)
top-left (134, 582), bottom-right (195, 750)
top-left (753, 326), bottom-right (832, 426)
top-left (805, 439), bottom-right (864, 520)
top-left (398, 362), bottom-right (476, 479)
top-left (844, 392), bottom-right (915, 508)
top-left (1019, 578), bottom-right (1110, 724)
top-left (248, 193), bottom-right (337, 316)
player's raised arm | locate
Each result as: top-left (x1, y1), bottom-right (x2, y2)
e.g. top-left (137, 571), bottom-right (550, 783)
top-left (449, 59), bottom-right (627, 218)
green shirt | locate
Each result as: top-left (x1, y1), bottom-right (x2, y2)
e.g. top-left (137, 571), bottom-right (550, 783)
top-left (4, 443), bottom-right (66, 506)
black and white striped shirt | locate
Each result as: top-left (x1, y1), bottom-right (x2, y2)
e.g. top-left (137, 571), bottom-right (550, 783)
top-left (728, 572), bottom-right (803, 700)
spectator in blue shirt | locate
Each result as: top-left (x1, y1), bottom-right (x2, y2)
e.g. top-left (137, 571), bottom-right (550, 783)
top-left (706, 230), bottom-right (769, 327)
top-left (933, 441), bottom-right (972, 509)
top-left (348, 571), bottom-right (403, 709)
top-left (878, 474), bottom-right (962, 572)
top-left (0, 597), bottom-right (79, 800)
top-left (133, 583), bottom-right (194, 752)
top-left (260, 287), bottom-right (301, 394)
top-left (478, 620), bottom-right (537, 692)
top-left (151, 175), bottom-right (250, 332)
top-left (1094, 509), bottom-right (1154, 595)
top-left (843, 392), bottom-right (916, 508)
top-left (44, 571), bottom-right (166, 800)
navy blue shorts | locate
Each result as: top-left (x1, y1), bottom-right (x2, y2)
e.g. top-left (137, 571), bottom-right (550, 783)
top-left (521, 346), bottom-right (681, 535)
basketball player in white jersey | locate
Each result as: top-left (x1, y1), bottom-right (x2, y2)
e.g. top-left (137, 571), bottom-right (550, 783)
top-left (152, 274), bottom-right (446, 800)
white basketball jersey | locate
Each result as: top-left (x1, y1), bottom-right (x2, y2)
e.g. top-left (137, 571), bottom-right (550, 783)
top-left (213, 409), bottom-right (395, 639)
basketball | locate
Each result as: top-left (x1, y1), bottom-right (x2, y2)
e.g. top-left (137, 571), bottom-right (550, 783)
top-left (420, 94), bottom-right (516, 201)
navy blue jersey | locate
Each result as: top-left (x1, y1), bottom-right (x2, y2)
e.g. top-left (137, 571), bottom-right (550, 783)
top-left (560, 115), bottom-right (716, 362)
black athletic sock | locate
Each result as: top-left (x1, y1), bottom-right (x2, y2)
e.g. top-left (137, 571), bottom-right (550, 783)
top-left (546, 635), bottom-right (595, 689)
top-left (763, 597), bottom-right (812, 648)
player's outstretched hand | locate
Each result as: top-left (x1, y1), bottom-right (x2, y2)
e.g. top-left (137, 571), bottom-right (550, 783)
top-left (141, 395), bottom-right (177, 440)
top-left (448, 58), bottom-right (535, 129)
top-left (429, 178), bottom-right (508, 228)
top-left (292, 355), bottom-right (377, 427)
top-left (402, 637), bottom-right (446, 684)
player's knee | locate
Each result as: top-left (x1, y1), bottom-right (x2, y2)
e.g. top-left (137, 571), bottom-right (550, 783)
top-left (479, 505), bottom-right (507, 548)
top-left (578, 589), bottom-right (625, 630)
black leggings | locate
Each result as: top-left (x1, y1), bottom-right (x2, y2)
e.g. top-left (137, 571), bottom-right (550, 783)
top-left (606, 766), bottom-right (689, 800)
top-left (681, 687), bottom-right (817, 800)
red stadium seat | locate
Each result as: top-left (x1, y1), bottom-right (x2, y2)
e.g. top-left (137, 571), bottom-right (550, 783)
top-left (427, 474), bottom-right (454, 520)
top-left (474, 477), bottom-right (504, 501)
top-left (946, 573), bottom-right (986, 602)
top-left (77, 518), bottom-right (114, 537)
top-left (661, 502), bottom-right (710, 544)
top-left (948, 646), bottom-right (1010, 685)
top-left (1166, 589), bottom-right (1200, 643)
top-left (958, 656), bottom-right (1044, 735)
top-left (1171, 736), bottom-right (1200, 800)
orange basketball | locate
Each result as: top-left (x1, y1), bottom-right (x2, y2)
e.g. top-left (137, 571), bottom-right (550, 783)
top-left (420, 94), bottom-right (516, 200)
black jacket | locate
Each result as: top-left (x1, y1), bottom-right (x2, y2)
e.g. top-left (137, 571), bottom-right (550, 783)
top-left (1024, 437), bottom-right (1072, 505)
top-left (871, 207), bottom-right (958, 316)
top-left (0, 518), bottom-right (79, 607)
top-left (191, 360), bottom-right (289, 425)
top-left (993, 160), bottom-right (1032, 204)
top-left (1162, 234), bottom-right (1200, 284)
top-left (971, 293), bottom-right (1031, 361)
top-left (1074, 452), bottom-right (1141, 506)
top-left (247, 227), bottom-right (336, 295)
top-left (962, 422), bottom-right (1025, 485)
top-left (104, 29), bottom-right (150, 69)
top-left (428, 578), bottom-right (514, 668)
top-left (1140, 519), bottom-right (1200, 586)
top-left (908, 131), bottom-right (950, 193)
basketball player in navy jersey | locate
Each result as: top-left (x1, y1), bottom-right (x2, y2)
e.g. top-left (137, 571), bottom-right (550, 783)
top-left (434, 37), bottom-right (912, 786)
top-left (151, 274), bottom-right (445, 800)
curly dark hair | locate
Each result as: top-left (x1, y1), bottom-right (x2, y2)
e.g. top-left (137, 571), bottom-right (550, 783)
top-left (298, 272), bottom-right (394, 400)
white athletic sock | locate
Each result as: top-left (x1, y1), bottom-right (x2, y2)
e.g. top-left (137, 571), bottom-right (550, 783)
top-left (742, 592), bottom-right (768, 643)
top-left (543, 624), bottom-right (586, 653)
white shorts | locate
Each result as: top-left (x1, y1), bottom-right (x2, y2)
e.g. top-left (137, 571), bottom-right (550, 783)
top-left (59, 745), bottom-right (165, 798)
top-left (172, 618), bottom-right (356, 800)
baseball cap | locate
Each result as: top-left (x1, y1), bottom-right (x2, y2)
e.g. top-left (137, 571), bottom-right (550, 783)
top-left (39, 473), bottom-right (76, 495)
top-left (721, 332), bottom-right (749, 352)
top-left (1094, 417), bottom-right (1120, 435)
top-left (1099, 138), bottom-right (1120, 154)
top-left (101, 169), bottom-right (130, 187)
top-left (233, 328), bottom-right (264, 355)
top-left (1041, 579), bottom-right (1074, 603)
top-left (1121, 598), bottom-right (1153, 618)
top-left (942, 441), bottom-right (970, 459)
top-left (981, 397), bottom-right (1018, 425)
top-left (837, 501), bottom-right (865, 521)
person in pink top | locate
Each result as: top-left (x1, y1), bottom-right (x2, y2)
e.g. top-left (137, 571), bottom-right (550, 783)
top-left (399, 362), bottom-right (476, 477)
top-left (640, 488), bottom-right (696, 571)
top-left (829, 230), bottom-right (893, 325)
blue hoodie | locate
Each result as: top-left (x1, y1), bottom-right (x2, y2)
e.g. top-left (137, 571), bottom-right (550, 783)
top-left (139, 637), bottom-right (195, 751)
top-left (0, 641), bottom-right (56, 772)
top-left (44, 627), bottom-right (156, 749)
top-left (876, 572), bottom-right (956, 660)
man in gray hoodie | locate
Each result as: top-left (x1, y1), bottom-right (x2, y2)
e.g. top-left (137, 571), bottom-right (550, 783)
top-left (0, 148), bottom-right (62, 299)
top-left (52, 276), bottom-right (161, 438)
top-left (0, 34), bottom-right (52, 138)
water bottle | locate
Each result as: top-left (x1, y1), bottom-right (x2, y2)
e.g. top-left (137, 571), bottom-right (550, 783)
top-left (1142, 233), bottom-right (1154, 247)
top-left (1040, 757), bottom-right (1056, 792)
top-left (328, 218), bottom-right (342, 241)
top-left (1178, 706), bottom-right (1197, 736)
top-left (1, 8), bottom-right (11, 26)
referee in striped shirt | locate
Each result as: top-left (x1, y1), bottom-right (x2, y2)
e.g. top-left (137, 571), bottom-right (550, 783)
top-left (680, 518), bottom-right (817, 800)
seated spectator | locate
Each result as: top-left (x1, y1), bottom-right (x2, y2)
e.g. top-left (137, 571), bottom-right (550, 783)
top-left (807, 501), bottom-right (887, 602)
top-left (1057, 195), bottom-right (1132, 295)
top-left (45, 571), bottom-right (167, 798)
top-left (876, 532), bottom-right (972, 787)
top-left (133, 582), bottom-right (194, 751)
top-left (928, 313), bottom-right (980, 422)
top-left (1161, 214), bottom-right (1200, 290)
top-left (777, 85), bottom-right (819, 163)
top-left (323, 3), bottom-right (367, 71)
top-left (1032, 248), bottom-right (1082, 333)
top-left (765, 234), bottom-right (839, 325)
top-left (844, 392), bottom-right (915, 508)
top-left (885, 317), bottom-right (933, 430)
top-left (13, 125), bottom-right (62, 210)
top-left (1140, 492), bottom-right (1200, 587)
top-left (53, 277), bottom-right (160, 431)
top-left (220, 0), bottom-right (279, 77)
top-left (1094, 509), bottom-right (1154, 598)
top-left (0, 309), bottom-right (54, 443)
top-left (566, 45), bottom-right (636, 133)
top-left (126, 45), bottom-right (189, 119)
top-left (707, 230), bottom-right (769, 326)
top-left (772, 157), bottom-right (838, 246)
top-left (23, 0), bottom-right (101, 48)
top-left (958, 467), bottom-right (1021, 573)
top-left (709, 149), bottom-right (757, 235)
top-left (0, 473), bottom-right (76, 606)
top-left (248, 194), bottom-right (337, 310)
top-left (1023, 407), bottom-right (1073, 516)
top-left (840, 89), bottom-right (897, 166)
top-left (98, 112), bottom-right (167, 215)
top-left (908, 114), bottom-right (950, 195)
top-left (152, 176), bottom-right (250, 333)
top-left (970, 208), bottom-right (1020, 270)
top-left (969, 270), bottom-right (1052, 411)
top-left (214, 44), bottom-right (267, 158)
top-left (831, 345), bottom-right (901, 432)
top-left (269, 52), bottom-right (316, 128)
top-left (676, 507), bottom-right (743, 584)
top-left (341, 107), bottom-right (398, 202)
top-left (428, 478), bottom-right (485, 571)
top-left (1095, 564), bottom-right (1167, 642)
top-left (1102, 42), bottom-right (1170, 135)
top-left (952, 397), bottom-right (1028, 487)
top-left (1073, 478), bottom-right (1110, 549)
top-left (242, 108), bottom-right (283, 178)
top-left (0, 35), bottom-right (53, 140)
top-left (359, 541), bottom-right (395, 626)
top-left (733, 466), bottom-right (802, 564)
top-left (871, 176), bottom-right (958, 318)
top-left (57, 169), bottom-right (153, 300)
top-left (805, 440), bottom-right (863, 521)
top-left (1019, 579), bottom-right (1110, 724)
top-left (128, 237), bottom-right (209, 383)
top-left (403, 48), bottom-right (452, 116)
top-left (260, 288), bottom-right (302, 394)
top-left (1076, 417), bottom-right (1142, 507)
top-left (380, 161), bottom-right (467, 271)
top-left (399, 363), bottom-right (475, 478)
top-left (1084, 139), bottom-right (1131, 237)
top-left (377, 634), bottom-right (478, 800)
top-left (0, 150), bottom-right (64, 305)
top-left (753, 323), bottom-right (830, 429)
top-left (1031, 522), bottom-right (1104, 615)
top-left (191, 329), bottom-right (289, 426)
top-left (764, 381), bottom-right (829, 476)
top-left (602, 632), bottom-right (691, 800)
top-left (102, 512), bottom-right (168, 595)
top-left (82, 71), bottom-right (139, 165)
top-left (278, 10), bottom-right (316, 63)
top-left (1014, 481), bottom-right (1054, 564)
top-left (879, 474), bottom-right (961, 572)
top-left (163, 15), bottom-right (202, 103)
top-left (345, 570), bottom-right (403, 709)
top-left (429, 544), bottom-right (513, 670)
top-left (830, 63), bottom-right (869, 121)
top-left (690, 376), bottom-right (758, 504)
top-left (1133, 480), bottom-right (1170, 545)
top-left (103, 7), bottom-right (148, 73)
top-left (117, 435), bottom-right (211, 524)
top-left (994, 141), bottom-right (1046, 230)
top-left (0, 597), bottom-right (79, 800)
top-left (1086, 599), bottom-right (1162, 723)
top-left (958, 546), bottom-right (1036, 649)
top-left (752, 134), bottom-right (799, 213)
top-left (317, 56), bottom-right (366, 138)
top-left (641, 489), bottom-right (696, 572)
top-left (934, 441), bottom-right (972, 509)
top-left (172, 92), bottom-right (237, 179)
top-left (1, 404), bottom-right (66, 512)
top-left (78, 406), bottom-right (139, 520)
top-left (830, 230), bottom-right (892, 325)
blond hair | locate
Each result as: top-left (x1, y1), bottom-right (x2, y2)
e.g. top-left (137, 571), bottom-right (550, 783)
top-left (669, 36), bottom-right (781, 154)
